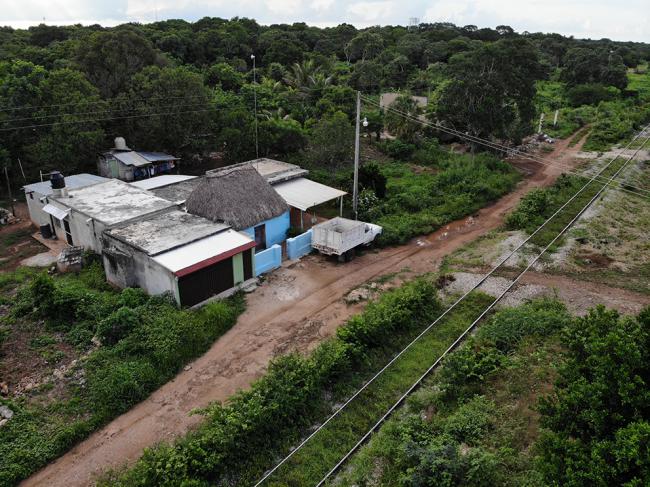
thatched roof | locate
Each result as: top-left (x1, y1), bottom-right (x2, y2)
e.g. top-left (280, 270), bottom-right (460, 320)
top-left (186, 164), bottom-right (289, 230)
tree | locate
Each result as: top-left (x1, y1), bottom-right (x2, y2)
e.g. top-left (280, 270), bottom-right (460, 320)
top-left (304, 111), bottom-right (354, 168)
top-left (204, 62), bottom-right (245, 91)
top-left (119, 66), bottom-right (214, 158)
top-left (344, 32), bottom-right (384, 62)
top-left (76, 27), bottom-right (165, 97)
top-left (436, 38), bottom-right (544, 142)
top-left (0, 61), bottom-right (105, 180)
top-left (537, 306), bottom-right (650, 486)
top-left (384, 95), bottom-right (423, 142)
top-left (561, 47), bottom-right (628, 90)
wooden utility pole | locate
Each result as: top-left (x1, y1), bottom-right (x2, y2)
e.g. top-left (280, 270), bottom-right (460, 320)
top-left (4, 166), bottom-right (14, 216)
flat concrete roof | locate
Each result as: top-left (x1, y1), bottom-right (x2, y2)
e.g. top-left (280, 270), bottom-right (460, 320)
top-left (150, 177), bottom-right (203, 204)
top-left (53, 179), bottom-right (176, 226)
top-left (153, 229), bottom-right (254, 274)
top-left (106, 210), bottom-right (229, 256)
top-left (23, 173), bottom-right (109, 196)
top-left (130, 175), bottom-right (197, 191)
top-left (209, 159), bottom-right (308, 185)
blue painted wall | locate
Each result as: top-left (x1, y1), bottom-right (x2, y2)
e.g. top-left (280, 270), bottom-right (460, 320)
top-left (243, 210), bottom-right (290, 250)
top-left (255, 244), bottom-right (282, 276)
top-left (287, 229), bottom-right (313, 260)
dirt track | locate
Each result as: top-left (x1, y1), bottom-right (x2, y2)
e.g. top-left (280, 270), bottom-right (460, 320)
top-left (24, 133), bottom-right (611, 487)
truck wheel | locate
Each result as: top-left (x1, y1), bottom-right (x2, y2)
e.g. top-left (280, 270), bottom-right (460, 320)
top-left (338, 253), bottom-right (345, 263)
top-left (345, 249), bottom-right (355, 262)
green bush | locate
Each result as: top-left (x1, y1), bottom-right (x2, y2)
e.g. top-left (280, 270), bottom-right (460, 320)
top-left (88, 359), bottom-right (159, 415)
top-left (107, 279), bottom-right (440, 486)
top-left (378, 139), bottom-right (417, 159)
top-left (566, 83), bottom-right (617, 107)
top-left (1, 264), bottom-right (245, 485)
top-left (443, 396), bottom-right (496, 444)
top-left (96, 307), bottom-right (140, 345)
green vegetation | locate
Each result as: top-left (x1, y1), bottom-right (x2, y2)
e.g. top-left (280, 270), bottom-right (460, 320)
top-left (336, 300), bottom-right (650, 487)
top-left (101, 278), bottom-right (495, 486)
top-left (312, 142), bottom-right (519, 246)
top-left (0, 263), bottom-right (244, 485)
top-left (1, 20), bottom-right (648, 192)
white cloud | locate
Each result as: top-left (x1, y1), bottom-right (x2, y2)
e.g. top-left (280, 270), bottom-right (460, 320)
top-left (265, 0), bottom-right (301, 15)
top-left (311, 0), bottom-right (334, 12)
top-left (347, 1), bottom-right (395, 24)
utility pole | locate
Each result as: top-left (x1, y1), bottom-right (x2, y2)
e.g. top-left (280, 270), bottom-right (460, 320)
top-left (4, 166), bottom-right (14, 216)
top-left (553, 109), bottom-right (559, 128)
top-left (353, 91), bottom-right (361, 220)
top-left (538, 112), bottom-right (545, 134)
top-left (251, 54), bottom-right (259, 159)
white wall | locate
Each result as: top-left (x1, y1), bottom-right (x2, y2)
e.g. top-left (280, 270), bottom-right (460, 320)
top-left (102, 235), bottom-right (179, 303)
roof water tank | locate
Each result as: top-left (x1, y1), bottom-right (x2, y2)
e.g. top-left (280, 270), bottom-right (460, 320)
top-left (114, 137), bottom-right (128, 151)
top-left (50, 171), bottom-right (65, 189)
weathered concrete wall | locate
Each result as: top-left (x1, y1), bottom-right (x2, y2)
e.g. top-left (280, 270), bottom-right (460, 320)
top-left (102, 234), bottom-right (179, 301)
top-left (25, 191), bottom-right (49, 226)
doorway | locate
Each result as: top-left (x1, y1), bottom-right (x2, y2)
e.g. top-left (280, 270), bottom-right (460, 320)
top-left (254, 224), bottom-right (266, 252)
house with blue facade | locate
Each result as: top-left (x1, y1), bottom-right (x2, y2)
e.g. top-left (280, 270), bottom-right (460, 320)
top-left (185, 163), bottom-right (290, 253)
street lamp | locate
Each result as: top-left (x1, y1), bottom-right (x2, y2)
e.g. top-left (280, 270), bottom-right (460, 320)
top-left (251, 54), bottom-right (259, 159)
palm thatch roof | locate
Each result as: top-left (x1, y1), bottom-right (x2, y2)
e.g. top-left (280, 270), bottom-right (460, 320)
top-left (186, 164), bottom-right (289, 230)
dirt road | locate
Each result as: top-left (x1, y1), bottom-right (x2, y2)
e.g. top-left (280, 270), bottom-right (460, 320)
top-left (24, 134), bottom-right (599, 487)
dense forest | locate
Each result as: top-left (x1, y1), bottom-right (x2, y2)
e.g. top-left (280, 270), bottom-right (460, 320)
top-left (1, 18), bottom-right (650, 185)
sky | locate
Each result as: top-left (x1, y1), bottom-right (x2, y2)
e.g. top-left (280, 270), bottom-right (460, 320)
top-left (0, 0), bottom-right (648, 43)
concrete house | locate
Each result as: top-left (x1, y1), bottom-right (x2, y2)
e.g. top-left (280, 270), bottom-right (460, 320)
top-left (46, 179), bottom-right (177, 252)
top-left (186, 164), bottom-right (290, 252)
top-left (102, 211), bottom-right (255, 307)
top-left (98, 137), bottom-right (179, 182)
top-left (23, 173), bottom-right (108, 231)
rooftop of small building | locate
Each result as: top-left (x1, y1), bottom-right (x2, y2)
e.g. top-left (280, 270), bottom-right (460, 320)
top-left (23, 173), bottom-right (109, 196)
top-left (130, 175), bottom-right (197, 191)
top-left (105, 210), bottom-right (230, 256)
top-left (150, 177), bottom-right (204, 204)
top-left (208, 158), bottom-right (308, 185)
top-left (52, 179), bottom-right (176, 226)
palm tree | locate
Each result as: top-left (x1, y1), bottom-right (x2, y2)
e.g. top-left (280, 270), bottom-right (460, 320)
top-left (283, 60), bottom-right (332, 100)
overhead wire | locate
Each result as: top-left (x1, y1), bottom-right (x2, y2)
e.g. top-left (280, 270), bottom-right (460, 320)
top-left (254, 125), bottom-right (650, 486)
top-left (360, 94), bottom-right (650, 200)
top-left (314, 125), bottom-right (650, 487)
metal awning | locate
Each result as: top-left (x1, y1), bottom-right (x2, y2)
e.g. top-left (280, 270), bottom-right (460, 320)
top-left (42, 204), bottom-right (69, 220)
top-left (272, 177), bottom-right (347, 212)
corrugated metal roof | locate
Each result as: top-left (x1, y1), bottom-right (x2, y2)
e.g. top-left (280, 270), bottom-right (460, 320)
top-left (153, 229), bottom-right (254, 273)
top-left (42, 204), bottom-right (69, 220)
top-left (138, 151), bottom-right (179, 162)
top-left (112, 151), bottom-right (151, 167)
top-left (273, 177), bottom-right (347, 212)
top-left (130, 175), bottom-right (196, 191)
top-left (23, 173), bottom-right (108, 196)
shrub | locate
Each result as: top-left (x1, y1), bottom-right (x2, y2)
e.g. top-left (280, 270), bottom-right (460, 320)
top-left (378, 139), bottom-right (417, 159)
top-left (566, 83), bottom-right (617, 107)
top-left (96, 307), bottom-right (140, 345)
top-left (443, 396), bottom-right (496, 444)
top-left (88, 359), bottom-right (159, 415)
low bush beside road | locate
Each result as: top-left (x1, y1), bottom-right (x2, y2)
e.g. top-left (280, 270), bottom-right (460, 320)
top-left (0, 263), bottom-right (244, 485)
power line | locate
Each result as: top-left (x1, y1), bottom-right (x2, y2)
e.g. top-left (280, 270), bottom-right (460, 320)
top-left (0, 97), bottom-right (215, 124)
top-left (361, 95), bottom-right (650, 200)
top-left (0, 106), bottom-right (217, 132)
top-left (0, 93), bottom-right (215, 114)
top-left (314, 128), bottom-right (650, 487)
top-left (254, 126), bottom-right (650, 486)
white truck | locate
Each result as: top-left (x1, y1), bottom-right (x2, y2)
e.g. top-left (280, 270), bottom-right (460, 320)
top-left (311, 217), bottom-right (383, 261)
